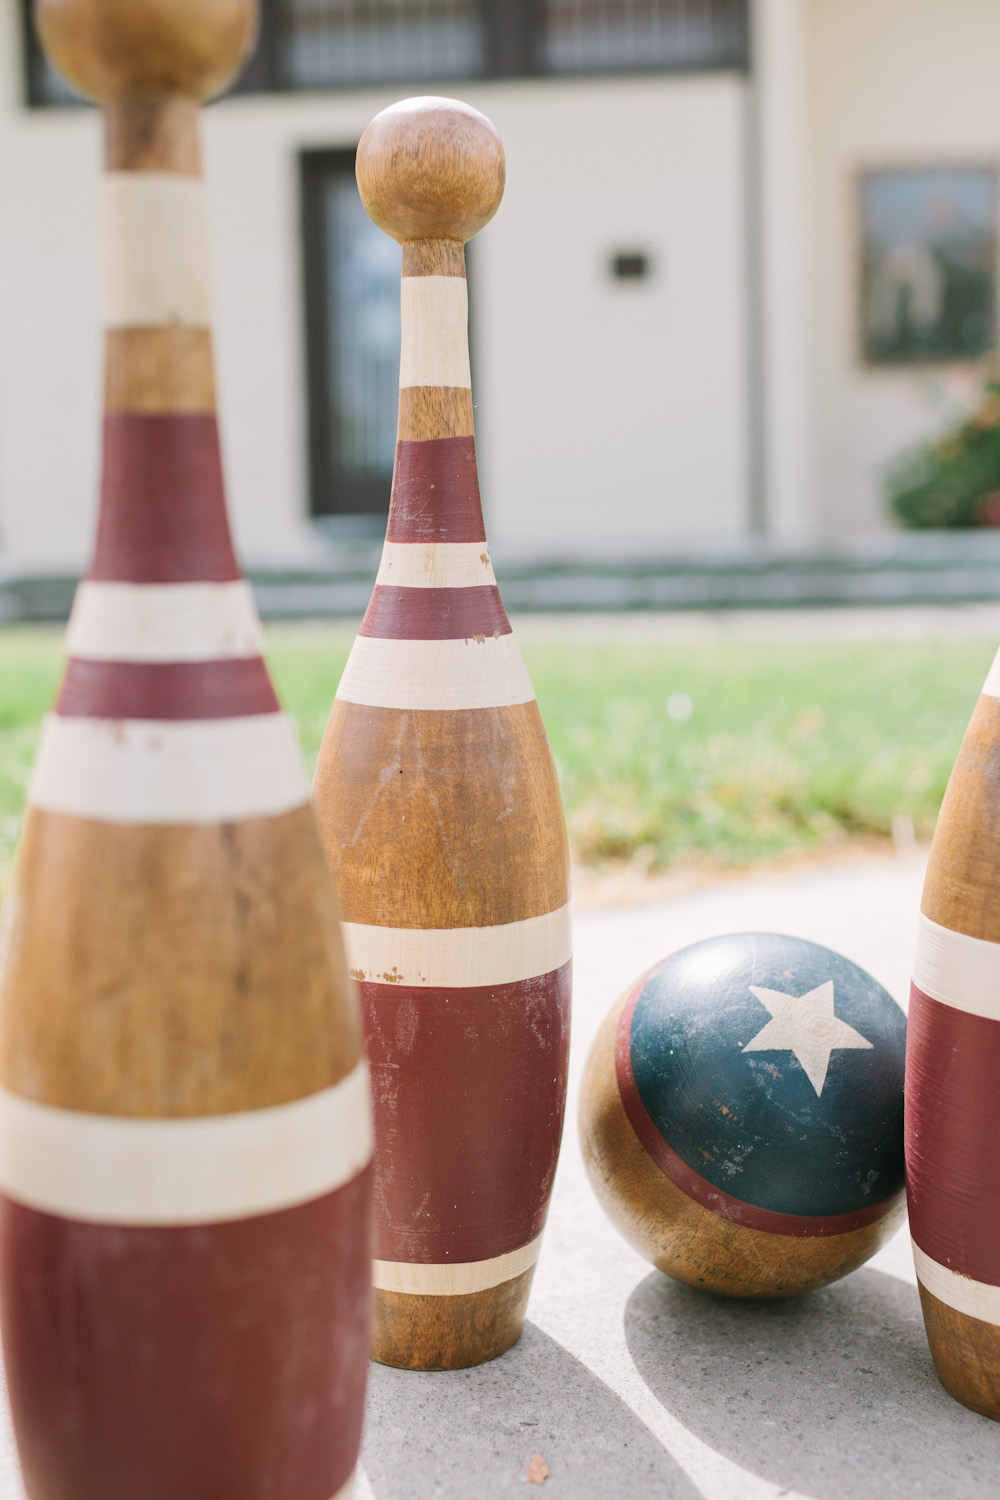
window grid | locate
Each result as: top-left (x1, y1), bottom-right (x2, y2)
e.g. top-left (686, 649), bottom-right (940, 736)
top-left (21, 0), bottom-right (748, 107)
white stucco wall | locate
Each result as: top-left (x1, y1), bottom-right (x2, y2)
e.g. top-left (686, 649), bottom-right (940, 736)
top-left (806, 0), bottom-right (1000, 537)
top-left (0, 6), bottom-right (751, 572)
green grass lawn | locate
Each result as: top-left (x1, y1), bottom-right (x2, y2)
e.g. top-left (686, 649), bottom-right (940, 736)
top-left (0, 622), bottom-right (992, 877)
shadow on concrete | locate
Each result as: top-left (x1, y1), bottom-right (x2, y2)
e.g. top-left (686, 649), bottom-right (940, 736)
top-left (362, 1319), bottom-right (699, 1499)
top-left (625, 1266), bottom-right (1000, 1499)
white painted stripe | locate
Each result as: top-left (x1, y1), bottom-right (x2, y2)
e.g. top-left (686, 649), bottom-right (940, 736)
top-left (103, 172), bottom-right (211, 329)
top-left (342, 905), bottom-right (572, 989)
top-left (981, 644), bottom-right (1000, 701)
top-left (29, 713), bottom-right (309, 824)
top-left (374, 1234), bottom-right (542, 1296)
top-left (375, 541), bottom-right (496, 590)
top-left (913, 1242), bottom-right (1000, 1327)
top-left (335, 634), bottom-right (534, 711)
top-left (66, 581), bottom-right (264, 663)
top-left (399, 276), bottom-right (471, 389)
top-left (912, 912), bottom-right (1000, 1022)
top-left (0, 1064), bottom-right (372, 1226)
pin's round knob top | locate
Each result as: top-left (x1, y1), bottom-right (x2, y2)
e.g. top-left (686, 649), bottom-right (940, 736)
top-left (357, 96), bottom-right (505, 244)
top-left (36, 0), bottom-right (258, 102)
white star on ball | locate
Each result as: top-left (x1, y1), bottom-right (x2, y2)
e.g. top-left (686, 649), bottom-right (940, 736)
top-left (742, 980), bottom-right (873, 1096)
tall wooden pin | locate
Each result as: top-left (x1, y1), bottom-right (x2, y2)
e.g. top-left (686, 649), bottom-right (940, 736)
top-left (314, 97), bottom-right (572, 1371)
top-left (0, 4), bottom-right (373, 1497)
top-left (907, 648), bottom-right (1000, 1419)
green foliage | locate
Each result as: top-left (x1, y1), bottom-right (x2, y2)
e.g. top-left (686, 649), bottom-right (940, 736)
top-left (888, 382), bottom-right (1000, 528)
top-left (523, 639), bottom-right (985, 869)
top-left (0, 625), bottom-right (990, 877)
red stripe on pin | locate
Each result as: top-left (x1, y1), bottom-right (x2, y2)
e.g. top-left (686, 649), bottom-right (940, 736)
top-left (386, 437), bottom-right (486, 544)
top-left (56, 657), bottom-right (280, 721)
top-left (360, 962), bottom-right (571, 1265)
top-left (92, 415), bottom-right (240, 584)
top-left (0, 1168), bottom-right (372, 1500)
top-left (359, 584), bottom-right (511, 641)
top-left (906, 982), bottom-right (1000, 1286)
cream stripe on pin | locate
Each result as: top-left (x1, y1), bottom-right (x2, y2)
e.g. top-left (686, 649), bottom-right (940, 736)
top-left (67, 580), bottom-right (264, 662)
top-left (103, 172), bottom-right (211, 329)
top-left (30, 713), bottom-right (309, 824)
top-left (398, 277), bottom-right (471, 389)
top-left (913, 1244), bottom-right (1000, 1327)
top-left (375, 541), bottom-right (496, 590)
top-left (374, 1234), bottom-right (543, 1296)
top-left (912, 913), bottom-right (1000, 1022)
top-left (342, 905), bottom-right (572, 989)
top-left (336, 634), bottom-right (534, 711)
top-left (0, 1064), bottom-right (373, 1225)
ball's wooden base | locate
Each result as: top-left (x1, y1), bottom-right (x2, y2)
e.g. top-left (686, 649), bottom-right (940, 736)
top-left (372, 1269), bottom-right (534, 1370)
top-left (918, 1281), bottom-right (1000, 1420)
top-left (581, 996), bottom-right (906, 1299)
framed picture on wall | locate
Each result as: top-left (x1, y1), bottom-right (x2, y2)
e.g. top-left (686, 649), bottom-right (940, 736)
top-left (860, 165), bottom-right (998, 364)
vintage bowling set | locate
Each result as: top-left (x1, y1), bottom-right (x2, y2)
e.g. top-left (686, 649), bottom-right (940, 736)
top-left (314, 98), bottom-right (572, 1370)
top-left (581, 933), bottom-right (907, 1298)
top-left (0, 4), bottom-right (373, 1498)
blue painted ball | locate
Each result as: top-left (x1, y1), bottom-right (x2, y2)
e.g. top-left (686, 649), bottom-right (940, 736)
top-left (579, 932), bottom-right (907, 1297)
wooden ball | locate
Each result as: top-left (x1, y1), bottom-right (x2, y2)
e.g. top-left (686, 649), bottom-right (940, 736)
top-left (36, 0), bottom-right (258, 102)
top-left (580, 932), bottom-right (907, 1298)
top-left (356, 96), bottom-right (505, 245)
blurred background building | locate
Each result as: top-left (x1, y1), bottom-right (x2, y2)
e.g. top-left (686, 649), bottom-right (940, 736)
top-left (1, 0), bottom-right (999, 607)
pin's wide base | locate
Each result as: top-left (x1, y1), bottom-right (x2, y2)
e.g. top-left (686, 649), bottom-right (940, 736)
top-left (919, 1281), bottom-right (1000, 1422)
top-left (372, 1269), bottom-right (534, 1370)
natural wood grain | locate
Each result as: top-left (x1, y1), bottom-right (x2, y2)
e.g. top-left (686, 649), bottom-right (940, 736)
top-left (314, 699), bottom-right (570, 930)
top-left (105, 328), bottom-right (215, 413)
top-left (372, 1271), bottom-right (533, 1370)
top-left (105, 97), bottom-right (201, 175)
top-left (357, 98), bottom-right (504, 245)
top-left (36, 0), bottom-right (258, 104)
top-left (0, 805), bottom-right (362, 1117)
top-left (579, 995), bottom-right (905, 1299)
top-left (398, 386), bottom-right (475, 441)
top-left (918, 1282), bottom-right (1000, 1420)
top-left (402, 240), bottom-right (466, 278)
top-left (922, 694), bottom-right (1000, 942)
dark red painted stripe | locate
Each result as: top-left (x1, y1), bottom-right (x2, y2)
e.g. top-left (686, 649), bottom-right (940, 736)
top-left (385, 437), bottom-right (486, 544)
top-left (359, 584), bottom-right (511, 641)
top-left (0, 1167), bottom-right (372, 1500)
top-left (91, 414), bottom-right (240, 583)
top-left (906, 984), bottom-right (1000, 1286)
top-left (56, 657), bottom-right (279, 720)
top-left (360, 961), bottom-right (571, 1264)
top-left (615, 985), bottom-right (896, 1238)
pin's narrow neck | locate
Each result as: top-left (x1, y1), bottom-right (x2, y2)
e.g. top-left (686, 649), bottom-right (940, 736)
top-left (92, 94), bottom-right (237, 584)
top-left (383, 235), bottom-right (486, 548)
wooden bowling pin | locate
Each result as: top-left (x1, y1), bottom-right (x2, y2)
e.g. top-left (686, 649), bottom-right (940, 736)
top-left (313, 97), bottom-right (572, 1371)
top-left (0, 5), bottom-right (373, 1497)
top-left (907, 650), bottom-right (1000, 1419)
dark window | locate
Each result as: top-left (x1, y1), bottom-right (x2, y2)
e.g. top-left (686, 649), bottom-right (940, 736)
top-left (540, 0), bottom-right (749, 75)
top-left (278, 0), bottom-right (486, 89)
top-left (301, 149), bottom-right (402, 520)
top-left (22, 0), bottom-right (749, 104)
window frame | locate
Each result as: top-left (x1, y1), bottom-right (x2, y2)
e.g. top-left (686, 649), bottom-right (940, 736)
top-left (21, 0), bottom-right (749, 107)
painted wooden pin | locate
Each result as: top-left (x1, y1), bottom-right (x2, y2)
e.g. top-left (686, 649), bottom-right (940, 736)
top-left (313, 97), bottom-right (572, 1371)
top-left (0, 5), bottom-right (373, 1498)
top-left (906, 648), bottom-right (1000, 1419)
